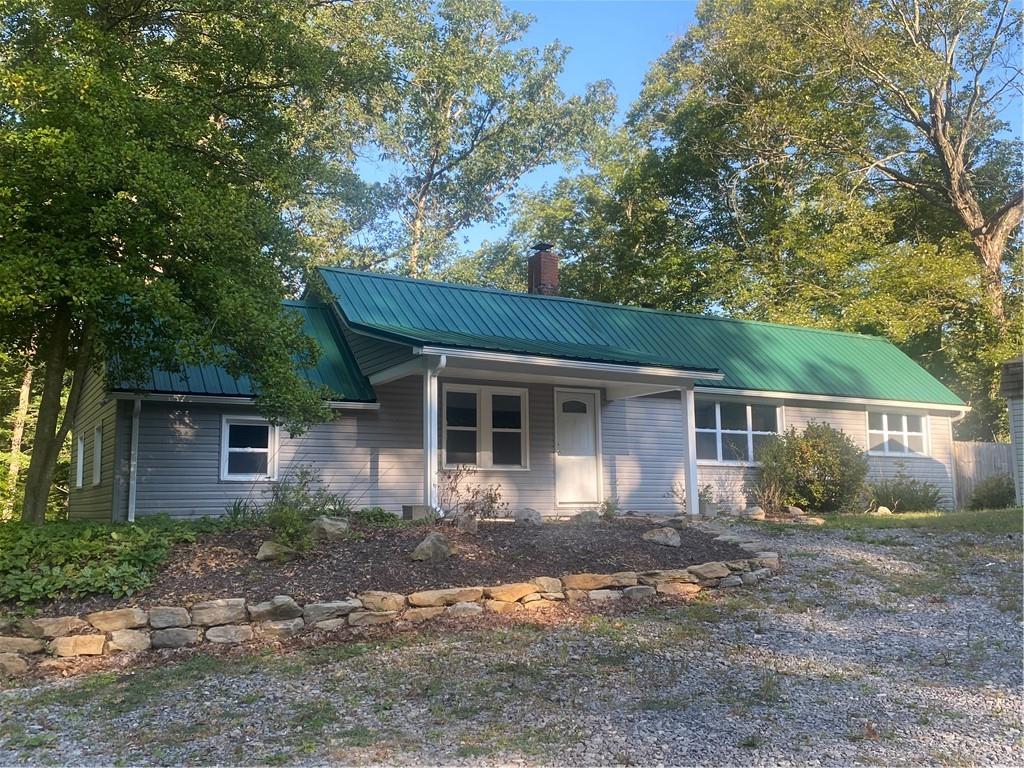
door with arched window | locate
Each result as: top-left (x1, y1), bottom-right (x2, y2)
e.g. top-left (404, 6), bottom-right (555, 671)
top-left (554, 390), bottom-right (600, 505)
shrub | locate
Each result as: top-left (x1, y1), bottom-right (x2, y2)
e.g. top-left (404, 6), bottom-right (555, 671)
top-left (869, 473), bottom-right (944, 512)
top-left (968, 474), bottom-right (1017, 510)
top-left (262, 467), bottom-right (348, 550)
top-left (758, 424), bottom-right (869, 513)
top-left (0, 516), bottom-right (197, 604)
top-left (437, 466), bottom-right (508, 520)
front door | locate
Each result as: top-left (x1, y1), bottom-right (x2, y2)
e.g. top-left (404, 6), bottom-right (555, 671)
top-left (555, 390), bottom-right (600, 505)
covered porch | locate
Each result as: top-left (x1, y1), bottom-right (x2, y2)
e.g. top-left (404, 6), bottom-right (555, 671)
top-left (368, 347), bottom-right (724, 517)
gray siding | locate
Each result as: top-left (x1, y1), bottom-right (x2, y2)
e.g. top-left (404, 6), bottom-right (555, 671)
top-left (1007, 397), bottom-right (1023, 505)
top-left (601, 393), bottom-right (687, 515)
top-left (68, 369), bottom-right (117, 520)
top-left (342, 328), bottom-right (415, 376)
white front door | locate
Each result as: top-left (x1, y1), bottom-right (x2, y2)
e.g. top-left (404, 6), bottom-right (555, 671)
top-left (555, 390), bottom-right (600, 505)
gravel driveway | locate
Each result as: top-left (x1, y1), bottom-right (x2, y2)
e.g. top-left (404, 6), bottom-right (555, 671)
top-left (2, 520), bottom-right (1021, 766)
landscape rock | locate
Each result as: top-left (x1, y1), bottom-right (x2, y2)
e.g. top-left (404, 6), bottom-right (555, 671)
top-left (588, 589), bottom-right (622, 602)
top-left (256, 540), bottom-right (298, 562)
top-left (611, 571), bottom-right (638, 587)
top-left (726, 560), bottom-right (750, 572)
top-left (638, 569), bottom-right (698, 586)
top-left (50, 634), bottom-right (106, 657)
top-left (107, 629), bottom-right (151, 653)
top-left (755, 552), bottom-right (781, 571)
top-left (784, 505), bottom-right (806, 516)
top-left (408, 587), bottom-right (483, 607)
top-left (85, 608), bottom-right (148, 632)
top-left (484, 583), bottom-right (539, 602)
top-left (520, 593), bottom-right (543, 603)
top-left (513, 507), bottom-right (543, 525)
top-left (520, 598), bottom-right (557, 610)
top-left (571, 509), bottom-right (602, 525)
top-left (874, 505), bottom-right (893, 516)
top-left (744, 505), bottom-right (767, 520)
top-left (483, 600), bottom-right (521, 614)
top-left (348, 610), bottom-right (398, 626)
top-left (205, 625), bottom-right (254, 644)
top-left (642, 527), bottom-right (681, 547)
top-left (719, 574), bottom-right (743, 588)
top-left (564, 589), bottom-right (587, 602)
top-left (191, 598), bottom-right (247, 626)
top-left (456, 515), bottom-right (479, 535)
top-left (310, 515), bottom-right (350, 539)
top-left (303, 600), bottom-right (362, 624)
top-left (657, 582), bottom-right (702, 598)
top-left (411, 531), bottom-right (452, 563)
top-left (0, 653), bottom-right (28, 677)
top-left (800, 516), bottom-right (826, 526)
top-left (446, 601), bottom-right (484, 617)
top-left (687, 561), bottom-right (731, 580)
top-left (148, 607), bottom-right (191, 629)
top-left (247, 595), bottom-right (303, 622)
top-left (532, 576), bottom-right (562, 592)
top-left (358, 591), bottom-right (407, 612)
top-left (151, 628), bottom-right (202, 649)
top-left (258, 618), bottom-right (305, 638)
top-left (403, 607), bottom-right (445, 622)
top-left (31, 616), bottom-right (89, 638)
top-left (0, 636), bottom-right (44, 654)
top-left (540, 592), bottom-right (565, 600)
top-left (562, 573), bottom-right (615, 590)
top-left (313, 618), bottom-right (349, 632)
top-left (750, 567), bottom-right (773, 581)
top-left (623, 585), bottom-right (657, 600)
top-left (740, 571), bottom-right (760, 585)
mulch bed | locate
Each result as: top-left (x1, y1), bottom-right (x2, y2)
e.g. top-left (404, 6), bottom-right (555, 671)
top-left (39, 518), bottom-right (750, 616)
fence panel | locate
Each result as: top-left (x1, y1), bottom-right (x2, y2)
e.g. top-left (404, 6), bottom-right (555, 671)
top-left (953, 441), bottom-right (1014, 508)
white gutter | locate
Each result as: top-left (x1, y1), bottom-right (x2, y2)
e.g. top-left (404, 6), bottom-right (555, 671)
top-left (693, 385), bottom-right (969, 414)
top-left (109, 392), bottom-right (380, 410)
top-left (414, 346), bottom-right (724, 382)
top-left (127, 398), bottom-right (140, 523)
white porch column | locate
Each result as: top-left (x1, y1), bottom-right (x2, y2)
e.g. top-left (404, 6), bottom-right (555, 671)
top-left (422, 356), bottom-right (445, 508)
top-left (682, 387), bottom-right (700, 517)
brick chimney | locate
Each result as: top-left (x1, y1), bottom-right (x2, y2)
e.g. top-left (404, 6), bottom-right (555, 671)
top-left (527, 242), bottom-right (559, 296)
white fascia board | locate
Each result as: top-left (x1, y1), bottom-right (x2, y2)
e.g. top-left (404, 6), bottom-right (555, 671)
top-left (693, 385), bottom-right (969, 414)
top-left (414, 346), bottom-right (724, 382)
top-left (368, 357), bottom-right (426, 385)
top-left (109, 392), bottom-right (379, 410)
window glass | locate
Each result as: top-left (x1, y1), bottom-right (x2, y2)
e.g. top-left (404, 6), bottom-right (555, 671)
top-left (492, 432), bottom-right (522, 466)
top-left (869, 432), bottom-right (886, 452)
top-left (561, 399), bottom-right (587, 414)
top-left (750, 405), bottom-right (777, 432)
top-left (884, 413), bottom-right (905, 431)
top-left (868, 412), bottom-right (883, 431)
top-left (905, 414), bottom-right (923, 432)
top-left (720, 402), bottom-right (747, 430)
top-left (696, 432), bottom-right (718, 460)
top-left (721, 435), bottom-right (749, 462)
top-left (694, 400), bottom-right (717, 429)
top-left (228, 452), bottom-right (268, 476)
top-left (229, 424), bottom-right (269, 449)
top-left (446, 391), bottom-right (477, 428)
top-left (446, 430), bottom-right (477, 465)
top-left (907, 434), bottom-right (925, 453)
top-left (751, 433), bottom-right (775, 461)
top-left (887, 436), bottom-right (907, 453)
top-left (492, 394), bottom-right (522, 429)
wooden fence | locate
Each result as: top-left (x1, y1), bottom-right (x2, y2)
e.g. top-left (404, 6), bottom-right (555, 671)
top-left (953, 441), bottom-right (1015, 508)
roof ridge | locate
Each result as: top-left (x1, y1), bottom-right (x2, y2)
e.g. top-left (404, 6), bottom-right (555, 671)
top-left (316, 266), bottom-right (888, 343)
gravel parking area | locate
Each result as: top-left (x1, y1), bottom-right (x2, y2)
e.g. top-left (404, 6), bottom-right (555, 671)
top-left (2, 520), bottom-right (1021, 766)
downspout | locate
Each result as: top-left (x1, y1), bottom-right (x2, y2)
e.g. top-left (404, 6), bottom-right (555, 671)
top-left (127, 398), bottom-right (141, 522)
top-left (949, 408), bottom-right (967, 509)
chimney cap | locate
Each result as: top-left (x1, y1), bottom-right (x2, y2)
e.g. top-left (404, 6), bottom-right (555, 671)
top-left (531, 241), bottom-right (554, 252)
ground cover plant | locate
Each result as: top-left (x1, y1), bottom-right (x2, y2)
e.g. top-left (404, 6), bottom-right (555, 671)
top-left (868, 473), bottom-right (944, 512)
top-left (969, 475), bottom-right (1017, 511)
top-left (818, 508), bottom-right (1022, 535)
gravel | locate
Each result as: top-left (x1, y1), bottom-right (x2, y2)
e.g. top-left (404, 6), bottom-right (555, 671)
top-left (1, 520), bottom-right (1021, 766)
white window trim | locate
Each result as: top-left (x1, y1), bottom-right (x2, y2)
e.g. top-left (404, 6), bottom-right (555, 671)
top-left (92, 426), bottom-right (102, 486)
top-left (220, 415), bottom-right (279, 482)
top-left (75, 436), bottom-right (84, 488)
top-left (695, 400), bottom-right (780, 466)
top-left (442, 384), bottom-right (530, 470)
top-left (866, 410), bottom-right (930, 457)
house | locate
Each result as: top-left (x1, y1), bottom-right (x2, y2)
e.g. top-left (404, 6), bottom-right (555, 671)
top-left (1000, 358), bottom-right (1023, 507)
top-left (68, 246), bottom-right (968, 522)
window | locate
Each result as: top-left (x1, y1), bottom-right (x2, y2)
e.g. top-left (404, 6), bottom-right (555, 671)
top-left (75, 436), bottom-right (84, 488)
top-left (695, 399), bottom-right (779, 463)
top-left (92, 426), bottom-right (102, 486)
top-left (220, 417), bottom-right (278, 481)
top-left (443, 385), bottom-right (528, 468)
top-left (868, 412), bottom-right (926, 455)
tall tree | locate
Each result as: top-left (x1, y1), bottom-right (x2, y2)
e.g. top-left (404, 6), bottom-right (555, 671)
top-left (355, 0), bottom-right (614, 275)
top-left (0, 0), bottom-right (394, 523)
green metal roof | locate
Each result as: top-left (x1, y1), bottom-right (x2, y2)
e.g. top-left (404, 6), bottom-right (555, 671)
top-left (319, 267), bottom-right (964, 407)
top-left (112, 300), bottom-right (375, 402)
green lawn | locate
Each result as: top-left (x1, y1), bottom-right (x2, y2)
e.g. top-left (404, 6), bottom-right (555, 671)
top-left (819, 507), bottom-right (1023, 534)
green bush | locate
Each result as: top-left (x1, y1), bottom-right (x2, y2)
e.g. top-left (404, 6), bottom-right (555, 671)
top-left (968, 474), bottom-right (1017, 510)
top-left (262, 468), bottom-right (349, 550)
top-left (758, 424), bottom-right (869, 513)
top-left (0, 516), bottom-right (197, 605)
top-left (869, 473), bottom-right (944, 512)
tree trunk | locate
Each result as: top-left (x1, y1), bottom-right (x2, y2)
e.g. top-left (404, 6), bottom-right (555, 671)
top-left (408, 195), bottom-right (426, 277)
top-left (2, 365), bottom-right (33, 521)
top-left (21, 305), bottom-right (92, 525)
top-left (976, 235), bottom-right (1008, 324)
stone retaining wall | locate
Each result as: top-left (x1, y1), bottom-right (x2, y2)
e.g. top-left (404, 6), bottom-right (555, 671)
top-left (0, 549), bottom-right (780, 678)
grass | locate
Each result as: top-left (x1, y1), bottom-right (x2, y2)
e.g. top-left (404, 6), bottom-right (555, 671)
top-left (818, 508), bottom-right (1022, 534)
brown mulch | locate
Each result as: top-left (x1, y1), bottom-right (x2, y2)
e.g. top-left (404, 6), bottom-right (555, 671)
top-left (40, 518), bottom-right (750, 616)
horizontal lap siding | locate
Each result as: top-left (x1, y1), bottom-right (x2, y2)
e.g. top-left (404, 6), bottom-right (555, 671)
top-left (68, 369), bottom-right (117, 521)
top-left (602, 393), bottom-right (686, 515)
top-left (1010, 398), bottom-right (1023, 505)
top-left (696, 465), bottom-right (757, 511)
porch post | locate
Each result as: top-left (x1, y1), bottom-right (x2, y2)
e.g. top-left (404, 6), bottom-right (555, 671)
top-left (422, 357), bottom-right (445, 508)
top-left (682, 387), bottom-right (700, 517)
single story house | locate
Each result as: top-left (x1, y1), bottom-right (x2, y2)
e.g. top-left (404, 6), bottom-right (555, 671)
top-left (1000, 358), bottom-right (1023, 507)
top-left (69, 247), bottom-right (968, 522)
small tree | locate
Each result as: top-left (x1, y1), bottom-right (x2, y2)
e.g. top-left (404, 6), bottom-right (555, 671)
top-left (758, 424), bottom-right (868, 514)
